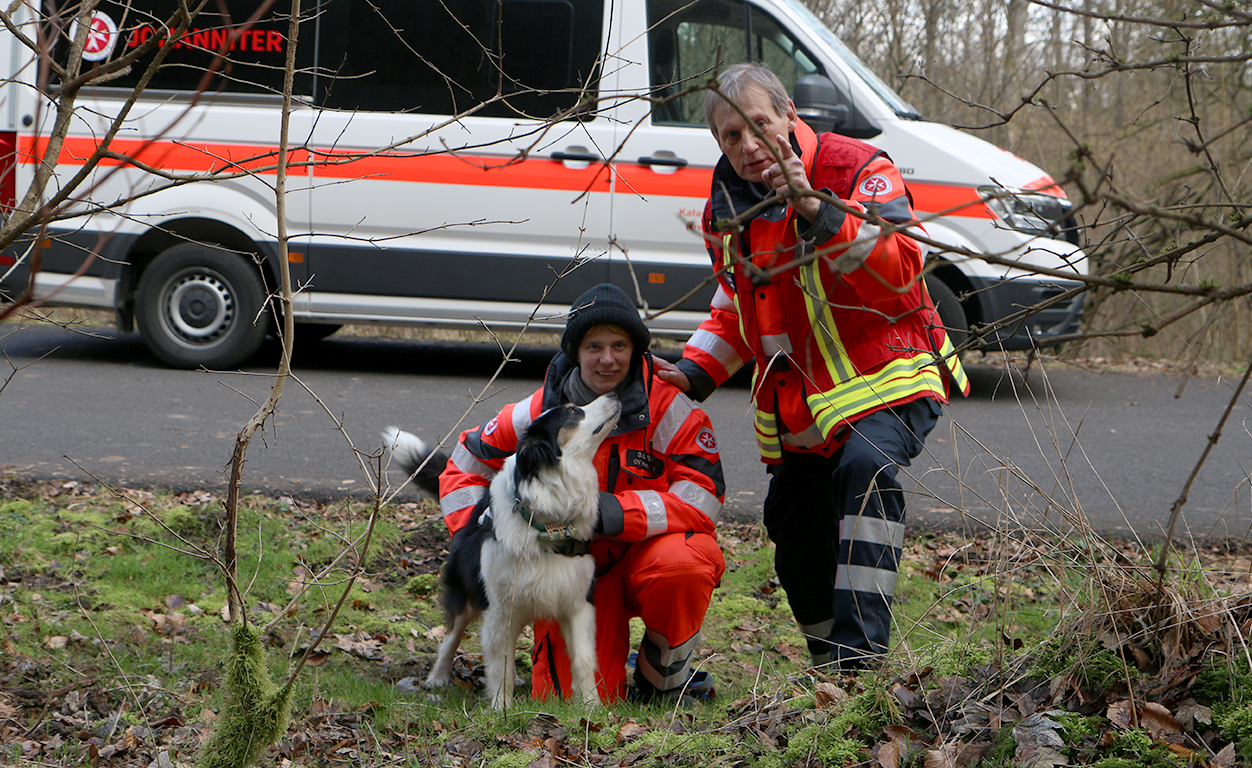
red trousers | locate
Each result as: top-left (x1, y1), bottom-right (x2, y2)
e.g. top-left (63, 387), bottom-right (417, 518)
top-left (530, 531), bottom-right (725, 703)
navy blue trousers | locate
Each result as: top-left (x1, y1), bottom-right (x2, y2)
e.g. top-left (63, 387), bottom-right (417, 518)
top-left (763, 397), bottom-right (942, 668)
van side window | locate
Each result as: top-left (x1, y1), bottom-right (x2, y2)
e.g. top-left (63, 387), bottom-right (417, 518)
top-left (646, 0), bottom-right (821, 125)
top-left (54, 0), bottom-right (314, 99)
top-left (317, 0), bottom-right (602, 119)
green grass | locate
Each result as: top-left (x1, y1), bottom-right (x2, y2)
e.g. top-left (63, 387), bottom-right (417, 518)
top-left (3, 478), bottom-right (1252, 767)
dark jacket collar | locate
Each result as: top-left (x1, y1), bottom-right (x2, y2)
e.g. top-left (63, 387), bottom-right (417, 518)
top-left (541, 351), bottom-right (653, 436)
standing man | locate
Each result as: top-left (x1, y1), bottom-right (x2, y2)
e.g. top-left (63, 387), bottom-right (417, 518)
top-left (655, 63), bottom-right (968, 672)
top-left (439, 283), bottom-right (726, 703)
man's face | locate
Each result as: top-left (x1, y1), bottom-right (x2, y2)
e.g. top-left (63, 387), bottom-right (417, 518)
top-left (711, 85), bottom-right (799, 183)
top-left (577, 325), bottom-right (634, 395)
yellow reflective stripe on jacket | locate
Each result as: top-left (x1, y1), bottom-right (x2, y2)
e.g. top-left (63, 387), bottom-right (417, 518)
top-left (754, 408), bottom-right (782, 460)
top-left (799, 256), bottom-right (858, 385)
top-left (806, 352), bottom-right (949, 438)
top-left (936, 330), bottom-right (969, 394)
top-left (721, 233), bottom-right (754, 344)
top-left (797, 248), bottom-right (962, 442)
top-left (720, 219), bottom-right (964, 455)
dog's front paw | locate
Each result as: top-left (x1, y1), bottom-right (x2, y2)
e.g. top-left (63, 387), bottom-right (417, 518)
top-left (489, 690), bottom-right (511, 711)
top-left (424, 670), bottom-right (452, 689)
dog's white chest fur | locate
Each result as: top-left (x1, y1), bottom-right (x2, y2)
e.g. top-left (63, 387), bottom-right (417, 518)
top-left (481, 538), bottom-right (596, 617)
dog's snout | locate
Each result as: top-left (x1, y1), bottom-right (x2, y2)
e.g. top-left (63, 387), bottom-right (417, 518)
top-left (590, 392), bottom-right (622, 435)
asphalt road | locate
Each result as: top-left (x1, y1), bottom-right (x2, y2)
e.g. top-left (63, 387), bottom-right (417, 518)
top-left (3, 324), bottom-right (1251, 541)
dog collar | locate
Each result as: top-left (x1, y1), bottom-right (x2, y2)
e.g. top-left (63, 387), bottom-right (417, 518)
top-left (512, 483), bottom-right (591, 557)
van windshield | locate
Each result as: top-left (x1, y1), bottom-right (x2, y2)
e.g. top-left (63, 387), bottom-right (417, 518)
top-left (775, 0), bottom-right (923, 119)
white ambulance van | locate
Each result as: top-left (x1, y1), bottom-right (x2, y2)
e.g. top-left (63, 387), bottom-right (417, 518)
top-left (0, 0), bottom-right (1085, 369)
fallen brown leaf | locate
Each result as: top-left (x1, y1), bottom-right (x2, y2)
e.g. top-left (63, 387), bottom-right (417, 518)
top-left (1106, 699), bottom-right (1132, 729)
top-left (1012, 712), bottom-right (1068, 768)
top-left (1174, 698), bottom-right (1212, 731)
top-left (1139, 701), bottom-right (1181, 742)
top-left (617, 721), bottom-right (647, 742)
top-left (1211, 742), bottom-right (1237, 768)
top-left (814, 681), bottom-right (847, 708)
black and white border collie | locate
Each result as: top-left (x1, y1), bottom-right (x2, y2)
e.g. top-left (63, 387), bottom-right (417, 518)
top-left (383, 393), bottom-right (621, 709)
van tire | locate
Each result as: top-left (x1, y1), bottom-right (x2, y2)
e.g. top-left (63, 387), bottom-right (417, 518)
top-left (135, 244), bottom-right (270, 369)
top-left (924, 275), bottom-right (969, 351)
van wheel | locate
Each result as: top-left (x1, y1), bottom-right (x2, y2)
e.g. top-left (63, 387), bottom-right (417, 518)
top-left (924, 275), bottom-right (969, 351)
top-left (135, 244), bottom-right (269, 369)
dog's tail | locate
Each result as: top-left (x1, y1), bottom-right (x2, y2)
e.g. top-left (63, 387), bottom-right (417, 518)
top-left (381, 427), bottom-right (448, 498)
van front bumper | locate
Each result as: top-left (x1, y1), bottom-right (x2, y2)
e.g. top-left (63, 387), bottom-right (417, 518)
top-left (967, 275), bottom-right (1086, 351)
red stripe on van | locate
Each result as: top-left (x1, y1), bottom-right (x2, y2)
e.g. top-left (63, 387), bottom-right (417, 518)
top-left (25, 134), bottom-right (715, 197)
top-left (906, 183), bottom-right (994, 219)
top-left (311, 148), bottom-right (711, 197)
top-left (22, 135), bottom-right (1018, 217)
top-left (612, 165), bottom-right (710, 198)
top-left (1023, 175), bottom-right (1068, 198)
top-left (311, 148), bottom-right (615, 193)
top-left (20, 135), bottom-right (313, 175)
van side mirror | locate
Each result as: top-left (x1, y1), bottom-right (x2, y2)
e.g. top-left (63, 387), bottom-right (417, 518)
top-left (793, 75), bottom-right (848, 133)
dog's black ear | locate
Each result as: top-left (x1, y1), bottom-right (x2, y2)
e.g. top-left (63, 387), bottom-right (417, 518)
top-left (515, 405), bottom-right (577, 476)
top-left (515, 433), bottom-right (560, 477)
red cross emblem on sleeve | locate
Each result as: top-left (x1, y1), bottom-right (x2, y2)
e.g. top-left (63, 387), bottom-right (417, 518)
top-left (858, 174), bottom-right (893, 198)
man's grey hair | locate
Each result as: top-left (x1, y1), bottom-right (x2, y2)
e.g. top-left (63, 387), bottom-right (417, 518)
top-left (703, 62), bottom-right (792, 135)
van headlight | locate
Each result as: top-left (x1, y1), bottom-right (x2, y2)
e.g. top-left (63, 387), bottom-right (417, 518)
top-left (978, 186), bottom-right (1075, 241)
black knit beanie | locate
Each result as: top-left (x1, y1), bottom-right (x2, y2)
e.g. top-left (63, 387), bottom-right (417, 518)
top-left (560, 283), bottom-right (651, 360)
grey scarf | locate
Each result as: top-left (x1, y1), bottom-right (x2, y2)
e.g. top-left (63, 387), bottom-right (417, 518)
top-left (562, 370), bottom-right (599, 406)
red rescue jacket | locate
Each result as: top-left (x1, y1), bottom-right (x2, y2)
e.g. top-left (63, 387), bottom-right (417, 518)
top-left (680, 120), bottom-right (968, 461)
top-left (438, 352), bottom-right (725, 546)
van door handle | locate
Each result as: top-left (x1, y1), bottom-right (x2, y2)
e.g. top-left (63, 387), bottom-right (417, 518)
top-left (637, 155), bottom-right (689, 168)
top-left (551, 151), bottom-right (602, 163)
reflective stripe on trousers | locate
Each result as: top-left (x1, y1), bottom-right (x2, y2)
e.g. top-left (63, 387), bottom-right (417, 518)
top-left (762, 398), bottom-right (941, 667)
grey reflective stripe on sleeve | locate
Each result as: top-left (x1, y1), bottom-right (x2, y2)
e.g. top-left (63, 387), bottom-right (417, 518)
top-left (670, 479), bottom-right (722, 523)
top-left (688, 328), bottom-right (744, 371)
top-left (760, 333), bottom-right (792, 356)
top-left (637, 627), bottom-right (701, 691)
top-left (835, 564), bottom-right (899, 596)
top-left (636, 490), bottom-right (668, 538)
top-left (837, 221), bottom-right (883, 264)
top-left (711, 284), bottom-right (736, 310)
top-left (440, 486), bottom-right (485, 520)
top-left (840, 514), bottom-right (905, 549)
top-left (650, 394), bottom-right (695, 455)
top-left (511, 396), bottom-right (535, 436)
top-left (451, 443), bottom-right (496, 482)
